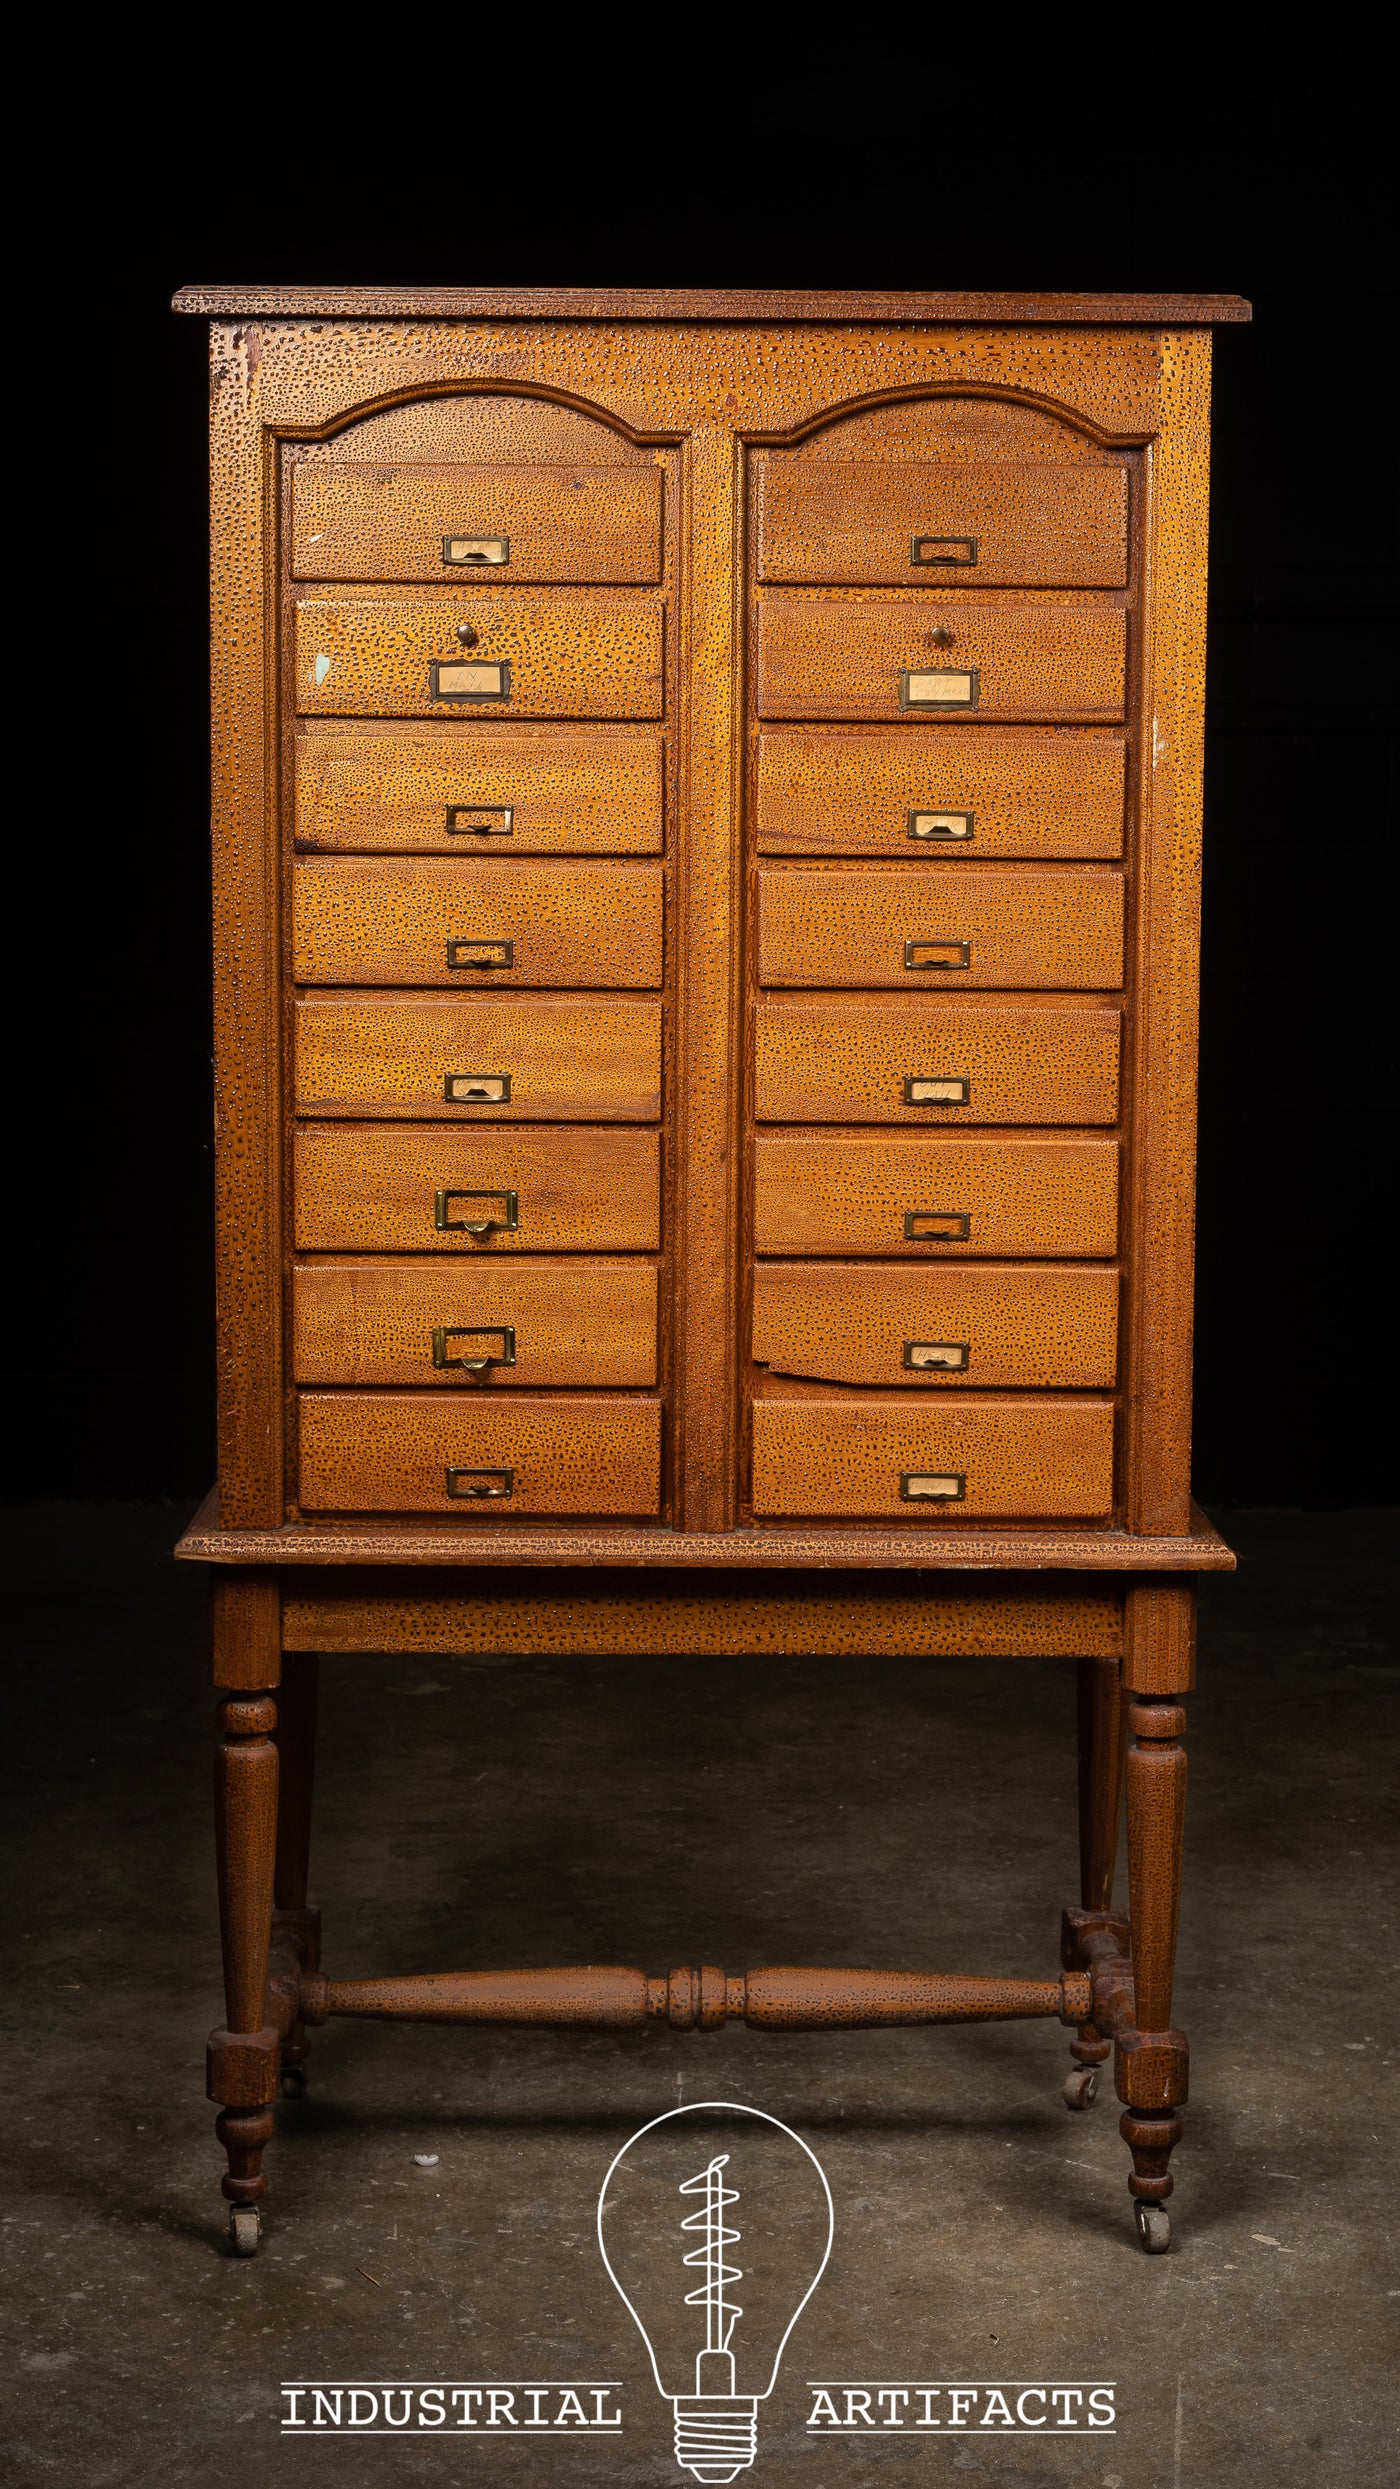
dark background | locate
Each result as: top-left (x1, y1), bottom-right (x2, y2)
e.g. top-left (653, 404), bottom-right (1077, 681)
top-left (9, 112), bottom-right (1394, 1506)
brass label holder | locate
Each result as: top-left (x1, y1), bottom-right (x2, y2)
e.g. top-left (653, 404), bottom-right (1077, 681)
top-left (900, 668), bottom-right (979, 710)
top-left (446, 805), bottom-right (514, 836)
top-left (909, 810), bottom-right (974, 842)
top-left (445, 1467), bottom-right (515, 1499)
top-left (900, 1472), bottom-right (967, 1501)
top-left (434, 1188), bottom-right (519, 1238)
top-left (430, 658), bottom-right (511, 702)
top-left (903, 1210), bottom-right (972, 1242)
top-left (446, 938), bottom-right (514, 970)
top-left (442, 537), bottom-right (510, 566)
top-left (904, 939), bottom-right (971, 972)
top-left (903, 1341), bottom-right (971, 1373)
top-left (911, 537), bottom-right (978, 567)
top-left (444, 1073), bottom-right (512, 1104)
top-left (903, 1075), bottom-right (971, 1107)
top-left (432, 1324), bottom-right (517, 1377)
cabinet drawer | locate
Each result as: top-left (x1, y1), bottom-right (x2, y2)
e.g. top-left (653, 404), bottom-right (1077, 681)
top-left (298, 1392), bottom-right (662, 1515)
top-left (294, 996), bottom-right (661, 1120)
top-left (292, 463), bottom-right (663, 583)
top-left (293, 1257), bottom-right (657, 1387)
top-left (755, 593), bottom-right (1124, 723)
top-left (294, 592), bottom-right (664, 720)
top-left (755, 1134), bottom-right (1118, 1257)
top-left (753, 1262), bottom-right (1118, 1387)
top-left (751, 1393), bottom-right (1114, 1519)
top-left (295, 727), bottom-right (663, 855)
top-left (755, 727), bottom-right (1124, 859)
top-left (755, 999), bottom-right (1120, 1125)
top-left (756, 460), bottom-right (1128, 587)
top-left (757, 867), bottom-right (1122, 991)
top-left (294, 1126), bottom-right (661, 1252)
top-left (292, 860), bottom-right (663, 989)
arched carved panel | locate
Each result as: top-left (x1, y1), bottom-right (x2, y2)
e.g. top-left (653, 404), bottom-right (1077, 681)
top-left (754, 394), bottom-right (1130, 591)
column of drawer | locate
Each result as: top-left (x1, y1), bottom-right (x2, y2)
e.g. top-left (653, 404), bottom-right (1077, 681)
top-left (748, 443), bottom-right (1128, 1521)
top-left (289, 453), bottom-right (667, 1515)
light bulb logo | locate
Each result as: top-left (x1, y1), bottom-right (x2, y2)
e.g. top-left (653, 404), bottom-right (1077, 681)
top-left (597, 2102), bottom-right (834, 2483)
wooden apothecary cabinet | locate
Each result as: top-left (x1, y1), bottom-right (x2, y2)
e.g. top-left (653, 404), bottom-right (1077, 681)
top-left (173, 286), bottom-right (1248, 2256)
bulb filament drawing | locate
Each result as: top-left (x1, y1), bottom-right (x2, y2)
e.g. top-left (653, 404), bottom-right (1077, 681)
top-left (677, 2153), bottom-right (749, 2475)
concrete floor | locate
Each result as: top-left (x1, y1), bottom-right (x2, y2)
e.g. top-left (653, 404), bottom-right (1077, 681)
top-left (2, 1506), bottom-right (1396, 2488)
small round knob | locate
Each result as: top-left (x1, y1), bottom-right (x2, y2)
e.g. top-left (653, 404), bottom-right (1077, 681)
top-left (456, 624), bottom-right (479, 648)
top-left (928, 624), bottom-right (954, 649)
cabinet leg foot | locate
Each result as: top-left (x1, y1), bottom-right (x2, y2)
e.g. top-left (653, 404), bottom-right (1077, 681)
top-left (210, 1574), bottom-right (281, 2237)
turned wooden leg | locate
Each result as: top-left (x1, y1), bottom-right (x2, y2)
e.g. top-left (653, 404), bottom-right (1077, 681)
top-left (273, 1652), bottom-right (320, 2097)
top-left (208, 1572), bottom-right (281, 2254)
top-left (1062, 1653), bottom-right (1128, 2107)
top-left (1118, 1580), bottom-right (1194, 2252)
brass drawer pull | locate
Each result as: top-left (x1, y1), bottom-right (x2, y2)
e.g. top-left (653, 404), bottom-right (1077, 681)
top-left (434, 1187), bottom-right (519, 1238)
top-left (911, 536), bottom-right (978, 568)
top-left (903, 1209), bottom-right (971, 1242)
top-left (908, 810), bottom-right (973, 843)
top-left (429, 657), bottom-right (511, 702)
top-left (903, 1340), bottom-right (970, 1372)
top-left (432, 1324), bottom-right (517, 1376)
top-left (903, 1075), bottom-right (970, 1107)
top-left (904, 939), bottom-right (971, 972)
top-left (899, 667), bottom-right (979, 710)
top-left (444, 1072), bottom-right (511, 1104)
top-left (446, 805), bottom-right (514, 837)
top-left (900, 1471), bottom-right (966, 1502)
top-left (445, 1466), bottom-right (515, 1499)
top-left (447, 938), bottom-right (514, 970)
top-left (442, 536), bottom-right (510, 566)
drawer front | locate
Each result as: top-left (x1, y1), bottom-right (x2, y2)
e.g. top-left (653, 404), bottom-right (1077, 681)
top-left (757, 867), bottom-right (1122, 991)
top-left (751, 1395), bottom-right (1115, 1518)
top-left (295, 593), bottom-right (665, 720)
top-left (292, 860), bottom-right (663, 989)
top-left (756, 460), bottom-right (1129, 587)
top-left (294, 1126), bottom-right (661, 1252)
top-left (293, 1257), bottom-right (657, 1387)
top-left (755, 594), bottom-right (1125, 723)
top-left (755, 999), bottom-right (1120, 1125)
top-left (295, 728), bottom-right (663, 854)
top-left (754, 1134), bottom-right (1119, 1258)
top-left (294, 996), bottom-right (662, 1120)
top-left (298, 1391), bottom-right (661, 1515)
top-left (755, 727), bottom-right (1124, 859)
top-left (753, 1263), bottom-right (1118, 1387)
top-left (292, 463), bottom-right (663, 583)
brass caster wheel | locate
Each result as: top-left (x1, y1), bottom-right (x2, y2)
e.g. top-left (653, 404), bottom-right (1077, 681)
top-left (280, 2065), bottom-right (308, 2100)
top-left (1063, 2067), bottom-right (1099, 2111)
top-left (229, 2207), bottom-right (262, 2257)
top-left (1135, 2202), bottom-right (1171, 2254)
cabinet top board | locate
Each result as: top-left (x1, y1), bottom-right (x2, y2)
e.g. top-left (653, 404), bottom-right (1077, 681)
top-left (172, 286), bottom-right (1252, 324)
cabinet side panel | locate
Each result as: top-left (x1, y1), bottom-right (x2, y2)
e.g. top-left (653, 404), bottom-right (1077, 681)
top-left (674, 423), bottom-right (744, 1529)
top-left (210, 323), bottom-right (283, 1525)
top-left (1124, 331), bottom-right (1212, 1533)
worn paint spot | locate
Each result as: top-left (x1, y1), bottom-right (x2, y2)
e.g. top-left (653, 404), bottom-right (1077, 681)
top-left (314, 654), bottom-right (332, 686)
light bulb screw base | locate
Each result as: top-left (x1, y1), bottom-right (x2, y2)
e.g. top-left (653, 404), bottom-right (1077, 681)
top-left (672, 2394), bottom-right (758, 2482)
